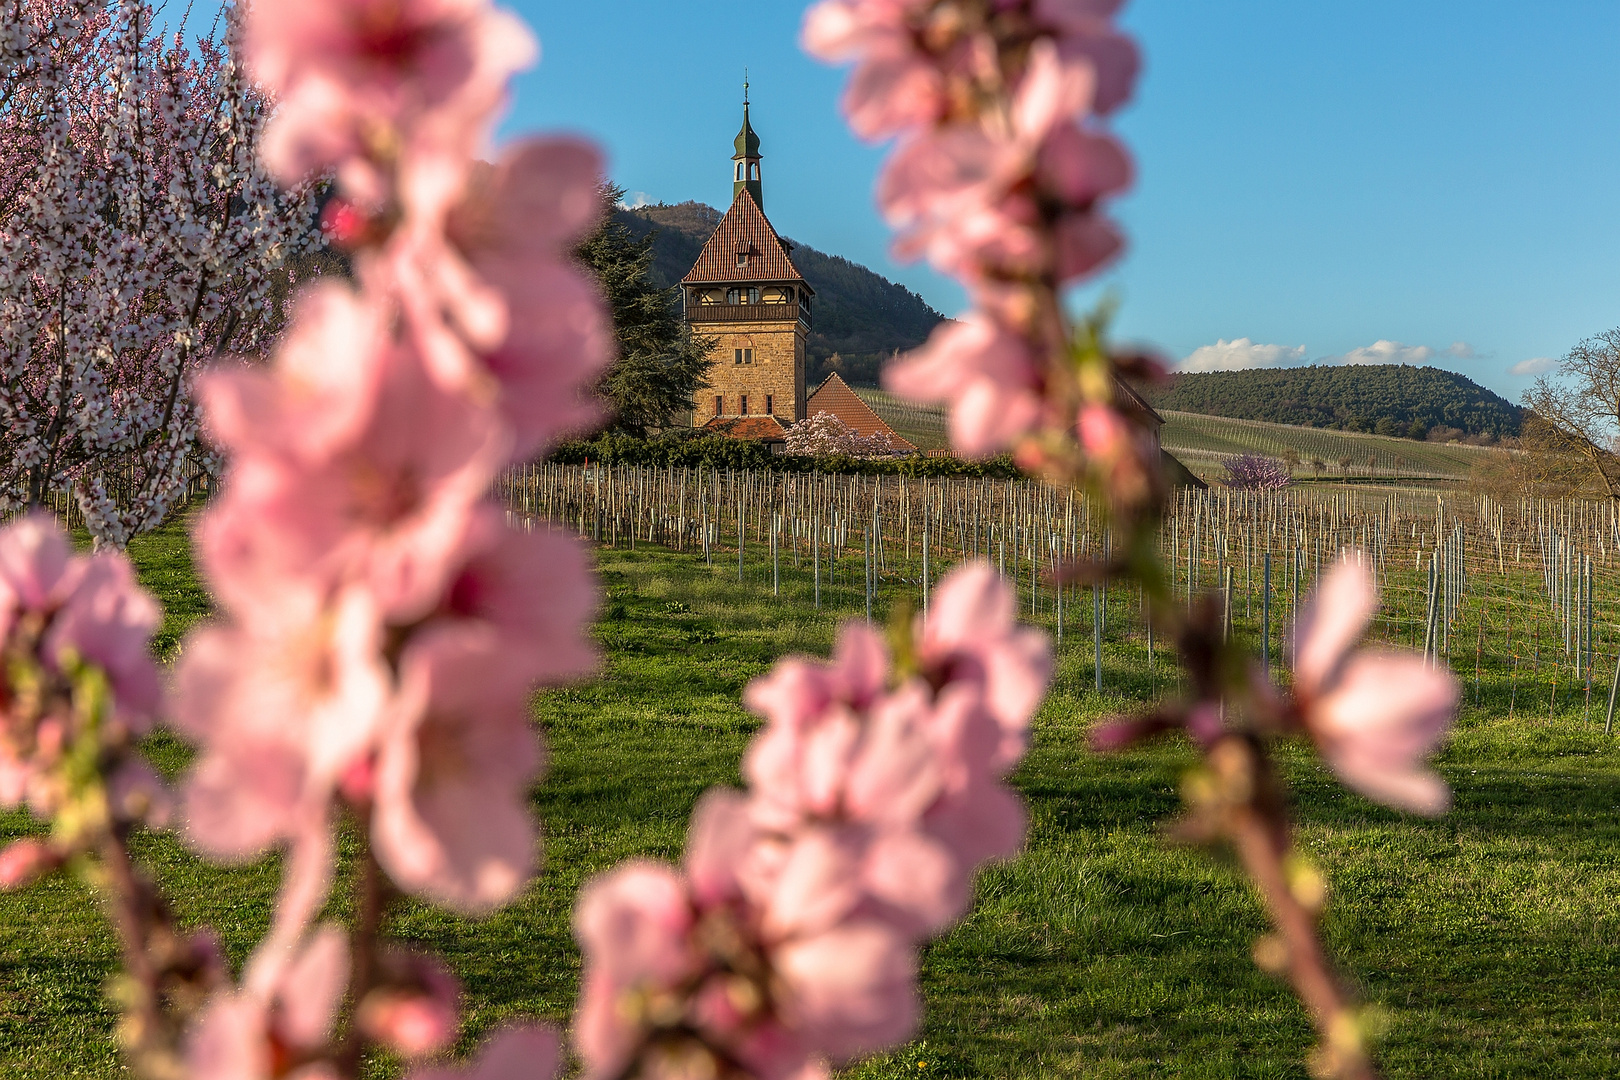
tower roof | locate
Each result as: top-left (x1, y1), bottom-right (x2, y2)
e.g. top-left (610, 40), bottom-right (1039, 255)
top-left (681, 189), bottom-right (811, 289)
top-left (734, 102), bottom-right (761, 159)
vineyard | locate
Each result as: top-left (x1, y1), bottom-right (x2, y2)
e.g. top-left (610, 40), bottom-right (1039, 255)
top-left (850, 386), bottom-right (955, 452)
top-left (1160, 410), bottom-right (1511, 483)
top-left (848, 385), bottom-right (1517, 485)
top-left (501, 462), bottom-right (1620, 721)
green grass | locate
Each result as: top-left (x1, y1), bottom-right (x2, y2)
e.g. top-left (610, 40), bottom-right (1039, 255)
top-left (2, 515), bottom-right (1618, 1078)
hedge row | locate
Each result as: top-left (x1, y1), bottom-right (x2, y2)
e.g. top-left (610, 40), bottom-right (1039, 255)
top-left (547, 432), bottom-right (1021, 478)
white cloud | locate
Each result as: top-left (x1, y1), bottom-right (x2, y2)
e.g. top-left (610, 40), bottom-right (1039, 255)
top-left (1445, 341), bottom-right (1476, 359)
top-left (1179, 338), bottom-right (1308, 373)
top-left (617, 191), bottom-right (652, 210)
top-left (1509, 356), bottom-right (1556, 376)
top-left (1327, 340), bottom-right (1435, 366)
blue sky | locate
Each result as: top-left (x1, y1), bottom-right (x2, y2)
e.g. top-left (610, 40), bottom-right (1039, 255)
top-left (497, 2), bottom-right (1620, 400)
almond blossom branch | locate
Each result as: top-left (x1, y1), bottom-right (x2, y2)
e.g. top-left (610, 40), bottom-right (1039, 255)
top-left (0, 514), bottom-right (219, 1080)
top-left (809, 3), bottom-right (1461, 1076)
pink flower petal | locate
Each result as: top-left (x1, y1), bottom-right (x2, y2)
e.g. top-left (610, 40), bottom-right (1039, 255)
top-left (408, 1025), bottom-right (562, 1080)
top-left (372, 626), bottom-right (544, 913)
top-left (1312, 651), bottom-right (1457, 816)
top-left (1293, 556), bottom-right (1378, 696)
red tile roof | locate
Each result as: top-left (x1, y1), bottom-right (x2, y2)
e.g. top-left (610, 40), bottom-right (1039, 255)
top-left (700, 415), bottom-right (790, 442)
top-left (805, 374), bottom-right (918, 452)
top-left (681, 190), bottom-right (809, 288)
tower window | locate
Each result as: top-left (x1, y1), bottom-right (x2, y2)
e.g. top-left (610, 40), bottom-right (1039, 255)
top-left (766, 394), bottom-right (773, 415)
top-left (736, 252), bottom-right (747, 267)
top-left (750, 162), bottom-right (760, 180)
top-left (715, 395), bottom-right (723, 416)
top-left (726, 287), bottom-right (760, 305)
top-left (740, 394), bottom-right (749, 416)
top-left (732, 348), bottom-right (754, 365)
top-left (735, 162), bottom-right (744, 181)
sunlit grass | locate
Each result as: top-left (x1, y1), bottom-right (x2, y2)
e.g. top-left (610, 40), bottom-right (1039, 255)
top-left (1, 516), bottom-right (1616, 1077)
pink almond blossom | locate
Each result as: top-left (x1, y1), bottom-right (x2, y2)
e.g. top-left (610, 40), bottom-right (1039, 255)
top-left (436, 509), bottom-right (600, 685)
top-left (197, 289), bottom-right (507, 624)
top-left (574, 795), bottom-right (909, 1080)
top-left (883, 313), bottom-right (1044, 458)
top-left (371, 625), bottom-right (546, 913)
top-left (357, 951), bottom-right (462, 1058)
top-left (915, 562), bottom-right (1052, 771)
top-left (801, 0), bottom-right (951, 141)
top-left (186, 925), bottom-right (349, 1080)
top-left (1290, 556), bottom-right (1458, 816)
top-left (408, 1025), bottom-right (562, 1080)
top-left (247, 0), bottom-right (535, 212)
top-left (0, 838), bottom-right (54, 890)
top-left (0, 513), bottom-right (162, 722)
top-left (399, 136), bottom-right (613, 452)
top-left (175, 587), bottom-right (390, 860)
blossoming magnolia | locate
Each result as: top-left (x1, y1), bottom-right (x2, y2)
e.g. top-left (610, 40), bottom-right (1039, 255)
top-left (575, 564), bottom-right (1051, 1079)
top-left (1290, 557), bottom-right (1458, 816)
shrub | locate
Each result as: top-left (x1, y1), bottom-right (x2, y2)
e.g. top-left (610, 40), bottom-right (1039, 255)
top-left (548, 431), bottom-right (1021, 478)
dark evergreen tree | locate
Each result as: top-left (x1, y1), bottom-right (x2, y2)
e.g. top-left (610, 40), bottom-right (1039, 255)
top-left (576, 185), bottom-right (715, 435)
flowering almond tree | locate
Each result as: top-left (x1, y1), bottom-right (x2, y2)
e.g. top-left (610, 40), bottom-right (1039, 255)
top-left (784, 410), bottom-right (908, 457)
top-left (1224, 451), bottom-right (1292, 490)
top-left (0, 1), bottom-right (1461, 1079)
top-left (0, 0), bottom-right (315, 547)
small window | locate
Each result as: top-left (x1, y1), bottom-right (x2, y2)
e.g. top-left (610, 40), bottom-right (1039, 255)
top-left (736, 252), bottom-right (748, 268)
top-left (734, 348), bottom-right (743, 365)
top-left (744, 348), bottom-right (753, 364)
top-left (715, 395), bottom-right (723, 416)
top-left (740, 395), bottom-right (749, 416)
top-left (750, 162), bottom-right (760, 180)
top-left (735, 162), bottom-right (744, 181)
top-left (726, 287), bottom-right (760, 305)
top-left (766, 394), bottom-right (773, 415)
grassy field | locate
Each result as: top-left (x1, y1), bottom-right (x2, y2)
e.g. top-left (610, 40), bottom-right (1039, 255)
top-left (1, 515), bottom-right (1617, 1078)
top-left (850, 386), bottom-right (1514, 484)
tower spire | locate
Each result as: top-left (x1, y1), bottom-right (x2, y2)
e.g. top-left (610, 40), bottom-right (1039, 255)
top-left (732, 77), bottom-right (763, 209)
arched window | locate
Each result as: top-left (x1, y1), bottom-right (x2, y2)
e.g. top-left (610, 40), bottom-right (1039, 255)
top-left (735, 162), bottom-right (744, 181)
top-left (749, 162), bottom-right (760, 180)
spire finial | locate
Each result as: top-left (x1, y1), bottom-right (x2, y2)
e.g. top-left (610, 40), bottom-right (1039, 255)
top-left (744, 69), bottom-right (750, 107)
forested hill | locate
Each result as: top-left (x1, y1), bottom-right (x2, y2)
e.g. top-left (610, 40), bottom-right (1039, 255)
top-left (615, 201), bottom-right (944, 387)
top-left (1143, 365), bottom-right (1525, 440)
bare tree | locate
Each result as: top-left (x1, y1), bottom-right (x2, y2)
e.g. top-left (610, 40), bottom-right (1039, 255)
top-left (1522, 329), bottom-right (1620, 499)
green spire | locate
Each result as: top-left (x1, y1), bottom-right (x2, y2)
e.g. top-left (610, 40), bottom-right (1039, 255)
top-left (732, 76), bottom-right (763, 208)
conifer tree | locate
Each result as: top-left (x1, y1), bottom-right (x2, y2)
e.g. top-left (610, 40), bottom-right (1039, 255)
top-left (577, 184), bottom-right (715, 435)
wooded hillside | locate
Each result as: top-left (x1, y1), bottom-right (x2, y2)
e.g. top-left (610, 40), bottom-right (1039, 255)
top-left (615, 201), bottom-right (945, 387)
top-left (1142, 364), bottom-right (1524, 440)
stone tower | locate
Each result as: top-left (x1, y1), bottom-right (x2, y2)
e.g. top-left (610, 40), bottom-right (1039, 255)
top-left (683, 97), bottom-right (813, 430)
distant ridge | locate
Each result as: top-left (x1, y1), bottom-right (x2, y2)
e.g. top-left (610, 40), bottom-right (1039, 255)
top-left (1143, 364), bottom-right (1524, 441)
top-left (615, 201), bottom-right (944, 388)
